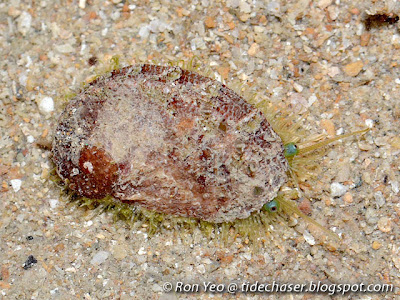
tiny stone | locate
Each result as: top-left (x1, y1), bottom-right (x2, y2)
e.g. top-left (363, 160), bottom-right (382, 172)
top-left (360, 32), bottom-right (371, 46)
top-left (65, 267), bottom-right (77, 272)
top-left (49, 199), bottom-right (58, 208)
top-left (248, 43), bottom-right (260, 56)
top-left (343, 192), bottom-right (353, 203)
top-left (391, 181), bottom-right (399, 194)
top-left (238, 13), bottom-right (250, 22)
top-left (327, 6), bottom-right (338, 20)
top-left (293, 82), bottom-right (303, 93)
top-left (289, 93), bottom-right (308, 112)
top-left (374, 191), bottom-right (385, 208)
top-left (377, 217), bottom-right (392, 233)
top-left (8, 7), bottom-right (21, 17)
top-left (330, 182), bottom-right (347, 197)
top-left (266, 2), bottom-right (280, 15)
top-left (226, 0), bottom-right (240, 8)
top-left (298, 198), bottom-right (312, 215)
top-left (204, 16), bottom-right (216, 28)
top-left (242, 253), bottom-right (251, 260)
top-left (27, 135), bottom-right (35, 143)
top-left (55, 44), bottom-right (75, 54)
top-left (372, 241), bottom-right (381, 250)
top-left (308, 94), bottom-right (317, 106)
top-left (390, 137), bottom-right (400, 149)
top-left (50, 288), bottom-right (59, 295)
top-left (343, 61), bottom-right (364, 77)
top-left (393, 252), bottom-right (400, 270)
top-left (326, 242), bottom-right (338, 252)
top-left (10, 179), bottom-right (22, 192)
top-left (320, 119), bottom-right (335, 136)
top-left (196, 264), bottom-right (206, 274)
top-left (365, 119), bottom-right (374, 128)
top-left (23, 255), bottom-right (38, 270)
top-left (327, 66), bottom-right (340, 78)
top-left (112, 244), bottom-right (128, 260)
top-left (78, 0), bottom-right (86, 9)
top-left (138, 26), bottom-right (150, 38)
top-left (90, 251), bottom-right (110, 265)
top-left (38, 96), bottom-right (54, 113)
top-left (303, 230), bottom-right (316, 246)
top-left (317, 0), bottom-right (332, 9)
top-left (365, 207), bottom-right (378, 225)
top-left (17, 11), bottom-right (32, 36)
top-left (239, 0), bottom-right (251, 13)
top-left (336, 163), bottom-right (350, 182)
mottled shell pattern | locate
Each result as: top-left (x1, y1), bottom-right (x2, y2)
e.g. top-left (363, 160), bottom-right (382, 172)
top-left (52, 64), bottom-right (289, 223)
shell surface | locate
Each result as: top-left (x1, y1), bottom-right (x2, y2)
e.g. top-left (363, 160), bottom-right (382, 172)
top-left (52, 64), bottom-right (288, 223)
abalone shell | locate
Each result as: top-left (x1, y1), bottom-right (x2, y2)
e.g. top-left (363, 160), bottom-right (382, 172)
top-left (52, 64), bottom-right (288, 223)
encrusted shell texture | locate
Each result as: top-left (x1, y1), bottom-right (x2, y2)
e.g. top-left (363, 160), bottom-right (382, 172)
top-left (52, 64), bottom-right (288, 223)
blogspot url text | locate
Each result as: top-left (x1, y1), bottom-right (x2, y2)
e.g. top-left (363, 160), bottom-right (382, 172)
top-left (162, 281), bottom-right (394, 295)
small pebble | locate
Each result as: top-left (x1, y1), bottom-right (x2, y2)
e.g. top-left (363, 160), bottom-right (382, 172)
top-left (17, 11), bottom-right (32, 36)
top-left (38, 96), bottom-right (54, 114)
top-left (138, 26), bottom-right (150, 39)
top-left (27, 135), bottom-right (35, 143)
top-left (112, 244), bottom-right (128, 260)
top-left (360, 32), bottom-right (371, 46)
top-left (49, 199), bottom-right (59, 208)
top-left (54, 44), bottom-right (75, 54)
top-left (327, 66), bottom-right (340, 78)
top-left (372, 241), bottom-right (381, 250)
top-left (204, 16), bottom-right (216, 28)
top-left (393, 251), bottom-right (400, 270)
top-left (343, 61), bottom-right (363, 77)
top-left (320, 119), bottom-right (335, 136)
top-left (391, 181), bottom-right (399, 194)
top-left (196, 264), bottom-right (206, 274)
top-left (90, 251), bottom-right (110, 265)
top-left (78, 0), bottom-right (86, 9)
top-left (266, 2), bottom-right (280, 15)
top-left (343, 192), bottom-right (353, 203)
top-left (317, 0), bottom-right (332, 9)
top-left (330, 182), bottom-right (347, 197)
top-left (239, 1), bottom-right (251, 13)
top-left (365, 119), bottom-right (374, 128)
top-left (374, 191), bottom-right (385, 208)
top-left (293, 82), bottom-right (304, 93)
top-left (248, 43), bottom-right (260, 56)
top-left (390, 137), bottom-right (400, 149)
top-left (65, 267), bottom-right (77, 273)
top-left (303, 230), bottom-right (316, 246)
top-left (23, 255), bottom-right (38, 270)
top-left (298, 198), bottom-right (312, 215)
top-left (10, 179), bottom-right (22, 192)
top-left (308, 94), bottom-right (317, 106)
top-left (377, 217), bottom-right (392, 233)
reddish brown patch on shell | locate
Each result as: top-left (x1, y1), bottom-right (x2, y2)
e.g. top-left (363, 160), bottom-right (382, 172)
top-left (52, 64), bottom-right (288, 223)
